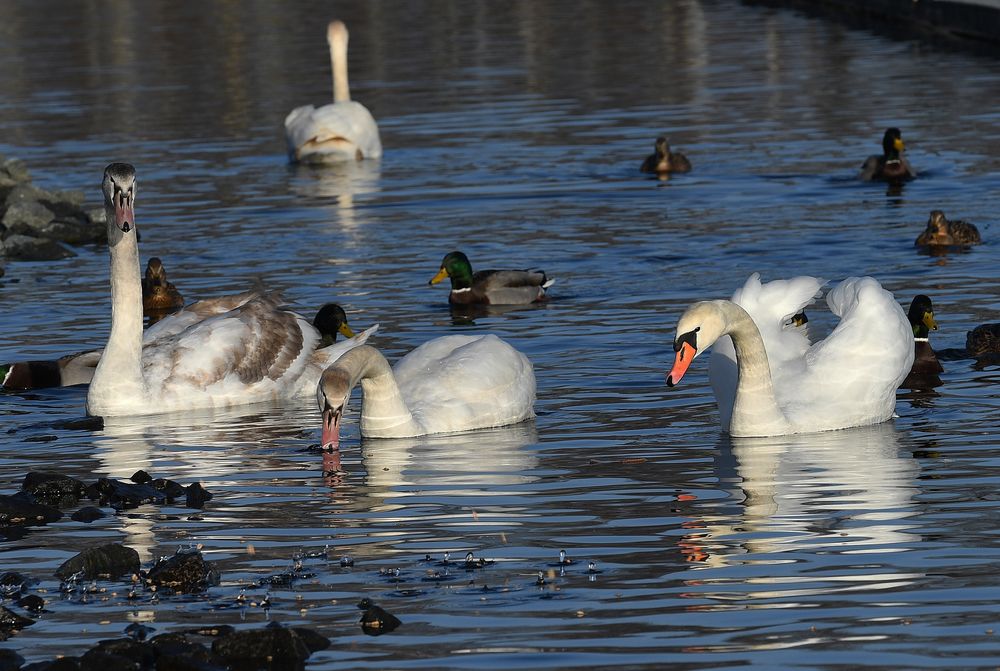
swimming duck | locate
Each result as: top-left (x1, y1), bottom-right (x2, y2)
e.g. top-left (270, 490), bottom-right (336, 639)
top-left (429, 251), bottom-right (553, 305)
top-left (668, 273), bottom-right (913, 437)
top-left (86, 163), bottom-right (377, 417)
top-left (1, 350), bottom-right (102, 390)
top-left (966, 324), bottom-right (1000, 358)
top-left (860, 127), bottom-right (915, 182)
top-left (141, 257), bottom-right (184, 316)
top-left (640, 136), bottom-right (691, 175)
top-left (317, 334), bottom-right (535, 448)
top-left (312, 303), bottom-right (356, 347)
top-left (285, 21), bottom-right (382, 163)
top-left (901, 294), bottom-right (943, 387)
top-left (915, 210), bottom-right (981, 247)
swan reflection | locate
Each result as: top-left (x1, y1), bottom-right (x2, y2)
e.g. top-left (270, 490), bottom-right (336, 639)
top-left (288, 160), bottom-right (381, 232)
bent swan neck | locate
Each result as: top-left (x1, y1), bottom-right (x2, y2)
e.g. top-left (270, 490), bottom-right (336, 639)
top-left (335, 346), bottom-right (417, 435)
top-left (720, 301), bottom-right (790, 437)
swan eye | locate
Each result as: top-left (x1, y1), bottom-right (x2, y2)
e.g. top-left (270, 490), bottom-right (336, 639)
top-left (674, 329), bottom-right (699, 353)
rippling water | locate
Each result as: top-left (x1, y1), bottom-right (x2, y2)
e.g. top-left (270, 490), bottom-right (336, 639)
top-left (2, 0), bottom-right (1000, 667)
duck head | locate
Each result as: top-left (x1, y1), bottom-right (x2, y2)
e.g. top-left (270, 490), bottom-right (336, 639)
top-left (144, 257), bottom-right (167, 286)
top-left (102, 163), bottom-right (136, 240)
top-left (882, 127), bottom-right (904, 158)
top-left (429, 251), bottom-right (474, 289)
top-left (313, 303), bottom-right (355, 347)
top-left (907, 295), bottom-right (938, 338)
top-left (666, 301), bottom-right (727, 387)
top-left (654, 136), bottom-right (670, 158)
top-left (925, 210), bottom-right (950, 239)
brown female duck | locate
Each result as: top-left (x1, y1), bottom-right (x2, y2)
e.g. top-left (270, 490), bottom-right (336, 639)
top-left (640, 136), bottom-right (691, 175)
top-left (915, 210), bottom-right (981, 247)
top-left (141, 257), bottom-right (185, 314)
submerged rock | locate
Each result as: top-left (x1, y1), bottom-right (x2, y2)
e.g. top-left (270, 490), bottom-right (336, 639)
top-left (0, 647), bottom-right (25, 671)
top-left (0, 604), bottom-right (34, 631)
top-left (71, 506), bottom-right (106, 523)
top-left (185, 482), bottom-right (213, 508)
top-left (0, 233), bottom-right (75, 261)
top-left (357, 598), bottom-right (401, 636)
top-left (87, 477), bottom-right (167, 509)
top-left (145, 550), bottom-right (220, 594)
top-left (0, 492), bottom-right (62, 527)
top-left (55, 543), bottom-right (140, 580)
top-left (211, 625), bottom-right (313, 669)
top-left (22, 471), bottom-right (88, 508)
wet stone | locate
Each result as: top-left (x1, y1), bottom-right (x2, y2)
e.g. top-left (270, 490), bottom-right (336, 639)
top-left (55, 543), bottom-right (140, 580)
top-left (289, 627), bottom-right (330, 653)
top-left (357, 598), bottom-right (401, 636)
top-left (0, 648), bottom-right (25, 671)
top-left (0, 492), bottom-right (62, 527)
top-left (145, 550), bottom-right (220, 594)
top-left (71, 506), bottom-right (106, 523)
top-left (83, 638), bottom-right (156, 669)
top-left (0, 233), bottom-right (75, 261)
top-left (130, 470), bottom-right (153, 484)
top-left (1, 200), bottom-right (55, 234)
top-left (87, 477), bottom-right (166, 509)
top-left (211, 626), bottom-right (311, 669)
top-left (22, 471), bottom-right (88, 508)
top-left (18, 594), bottom-right (45, 613)
top-left (0, 604), bottom-right (35, 631)
top-left (0, 571), bottom-right (37, 595)
top-left (150, 477), bottom-right (187, 499)
top-left (185, 482), bottom-right (213, 508)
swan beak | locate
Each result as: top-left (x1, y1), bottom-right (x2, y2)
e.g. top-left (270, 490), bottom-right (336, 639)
top-left (894, 137), bottom-right (905, 152)
top-left (666, 342), bottom-right (697, 387)
top-left (338, 323), bottom-right (356, 339)
top-left (923, 312), bottom-right (938, 331)
top-left (321, 402), bottom-right (343, 450)
top-left (429, 268), bottom-right (449, 285)
top-left (115, 191), bottom-right (134, 233)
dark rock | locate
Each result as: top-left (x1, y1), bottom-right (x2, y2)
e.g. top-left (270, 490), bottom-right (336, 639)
top-left (0, 571), bottom-right (37, 595)
top-left (145, 551), bottom-right (220, 594)
top-left (357, 599), bottom-right (401, 636)
top-left (55, 543), bottom-right (140, 580)
top-left (18, 594), bottom-right (45, 613)
top-left (211, 626), bottom-right (311, 669)
top-left (0, 234), bottom-right (75, 260)
top-left (149, 633), bottom-right (223, 670)
top-left (23, 471), bottom-right (88, 507)
top-left (84, 638), bottom-right (157, 668)
top-left (87, 477), bottom-right (166, 509)
top-left (71, 506), bottom-right (106, 523)
top-left (288, 627), bottom-right (330, 653)
top-left (0, 604), bottom-right (34, 631)
top-left (34, 218), bottom-right (105, 245)
top-left (124, 622), bottom-right (155, 641)
top-left (185, 482), bottom-right (213, 508)
top-left (131, 470), bottom-right (153, 484)
top-left (2, 200), bottom-right (55, 235)
top-left (21, 658), bottom-right (83, 670)
top-left (150, 478), bottom-right (186, 499)
top-left (1, 158), bottom-right (31, 184)
top-left (0, 647), bottom-right (25, 671)
top-left (0, 492), bottom-right (62, 527)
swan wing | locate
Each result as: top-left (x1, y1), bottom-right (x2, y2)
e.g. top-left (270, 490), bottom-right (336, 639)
top-left (285, 102), bottom-right (382, 161)
top-left (394, 335), bottom-right (536, 434)
top-left (143, 290), bottom-right (258, 344)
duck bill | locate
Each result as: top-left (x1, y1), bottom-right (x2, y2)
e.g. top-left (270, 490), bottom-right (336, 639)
top-left (666, 342), bottom-right (697, 387)
top-left (338, 323), bottom-right (356, 339)
top-left (429, 268), bottom-right (449, 285)
top-left (321, 406), bottom-right (342, 450)
top-left (923, 312), bottom-right (938, 331)
top-left (894, 137), bottom-right (905, 152)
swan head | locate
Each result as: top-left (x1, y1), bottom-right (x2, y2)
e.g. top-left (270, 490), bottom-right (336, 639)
top-left (429, 251), bottom-right (474, 289)
top-left (313, 303), bottom-right (355, 347)
top-left (907, 295), bottom-right (938, 338)
top-left (666, 301), bottom-right (728, 387)
top-left (882, 127), bottom-right (904, 156)
top-left (318, 367), bottom-right (352, 450)
top-left (327, 20), bottom-right (348, 47)
top-left (102, 163), bottom-right (136, 237)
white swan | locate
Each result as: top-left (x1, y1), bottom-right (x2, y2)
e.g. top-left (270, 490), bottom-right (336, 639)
top-left (87, 163), bottom-right (377, 417)
top-left (317, 335), bottom-right (535, 448)
top-left (666, 274), bottom-right (913, 437)
top-left (284, 20), bottom-right (382, 163)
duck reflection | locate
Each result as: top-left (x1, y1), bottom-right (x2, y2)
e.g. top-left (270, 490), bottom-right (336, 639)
top-left (687, 423), bottom-right (920, 593)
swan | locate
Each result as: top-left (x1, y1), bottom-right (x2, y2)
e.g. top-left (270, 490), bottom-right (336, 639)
top-left (666, 274), bottom-right (913, 437)
top-left (284, 20), bottom-right (382, 163)
top-left (317, 335), bottom-right (535, 448)
top-left (86, 163), bottom-right (377, 417)
top-left (429, 251), bottom-right (554, 305)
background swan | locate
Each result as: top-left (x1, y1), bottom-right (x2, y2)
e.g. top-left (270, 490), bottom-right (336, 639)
top-left (317, 334), bottom-right (535, 448)
top-left (667, 274), bottom-right (913, 437)
top-left (87, 163), bottom-right (376, 417)
top-left (285, 20), bottom-right (381, 163)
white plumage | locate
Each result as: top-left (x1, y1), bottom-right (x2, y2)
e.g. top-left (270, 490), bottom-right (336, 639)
top-left (318, 335), bottom-right (536, 446)
top-left (669, 273), bottom-right (913, 437)
top-left (285, 20), bottom-right (381, 163)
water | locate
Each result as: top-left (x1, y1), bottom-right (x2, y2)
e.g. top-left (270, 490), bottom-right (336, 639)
top-left (2, 0), bottom-right (1000, 667)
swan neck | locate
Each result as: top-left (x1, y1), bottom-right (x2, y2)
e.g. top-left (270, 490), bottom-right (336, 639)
top-left (721, 302), bottom-right (788, 436)
top-left (330, 31), bottom-right (350, 102)
top-left (334, 346), bottom-right (417, 435)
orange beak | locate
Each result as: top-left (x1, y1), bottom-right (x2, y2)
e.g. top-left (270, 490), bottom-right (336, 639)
top-left (666, 342), bottom-right (697, 387)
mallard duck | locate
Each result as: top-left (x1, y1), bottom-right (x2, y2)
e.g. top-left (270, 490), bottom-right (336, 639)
top-left (901, 294), bottom-right (943, 387)
top-left (1, 350), bottom-right (102, 390)
top-left (317, 334), bottom-right (535, 448)
top-left (141, 257), bottom-right (184, 315)
top-left (86, 163), bottom-right (377, 417)
top-left (312, 303), bottom-right (356, 347)
top-left (429, 251), bottom-right (553, 305)
top-left (915, 210), bottom-right (981, 247)
top-left (285, 21), bottom-right (382, 163)
top-left (966, 324), bottom-right (1000, 358)
top-left (640, 136), bottom-right (691, 175)
top-left (668, 274), bottom-right (913, 437)
top-left (860, 127), bottom-right (915, 182)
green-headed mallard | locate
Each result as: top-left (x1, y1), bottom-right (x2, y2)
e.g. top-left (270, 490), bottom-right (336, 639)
top-left (915, 210), bottom-right (981, 247)
top-left (312, 303), bottom-right (356, 348)
top-left (640, 136), bottom-right (691, 175)
top-left (429, 251), bottom-right (553, 305)
top-left (901, 295), bottom-right (943, 387)
top-left (860, 127), bottom-right (915, 182)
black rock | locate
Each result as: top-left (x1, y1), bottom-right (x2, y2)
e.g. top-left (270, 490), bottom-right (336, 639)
top-left (0, 571), bottom-right (36, 595)
top-left (149, 633), bottom-right (223, 671)
top-left (87, 477), bottom-right (166, 509)
top-left (357, 599), bottom-right (401, 636)
top-left (150, 478), bottom-right (186, 499)
top-left (82, 638), bottom-right (156, 669)
top-left (0, 234), bottom-right (75, 261)
top-left (0, 604), bottom-right (34, 631)
top-left (71, 506), bottom-right (106, 523)
top-left (0, 647), bottom-right (25, 671)
top-left (55, 543), bottom-right (140, 580)
top-left (0, 492), bottom-right (62, 527)
top-left (22, 471), bottom-right (88, 508)
top-left (145, 551), bottom-right (220, 594)
top-left (185, 482), bottom-right (213, 508)
top-left (18, 594), bottom-right (45, 613)
top-left (130, 470), bottom-right (153, 484)
top-left (289, 627), bottom-right (330, 653)
top-left (211, 626), bottom-right (311, 669)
